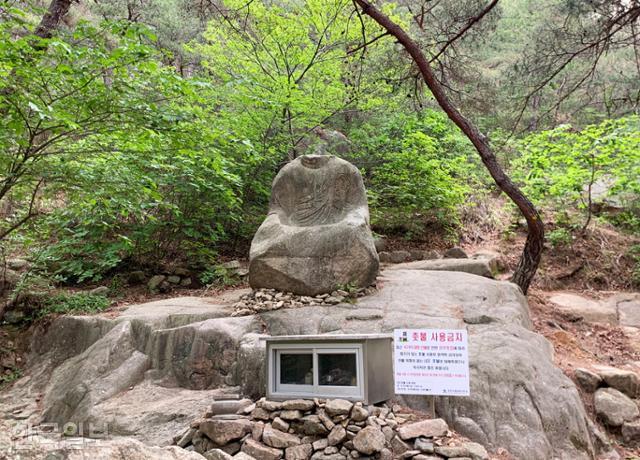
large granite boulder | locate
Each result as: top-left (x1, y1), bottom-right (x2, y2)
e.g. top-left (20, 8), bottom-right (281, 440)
top-left (0, 270), bottom-right (596, 459)
top-left (249, 155), bottom-right (379, 295)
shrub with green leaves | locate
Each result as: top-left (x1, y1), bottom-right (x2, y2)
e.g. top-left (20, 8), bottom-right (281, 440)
top-left (512, 116), bottom-right (640, 230)
top-left (348, 111), bottom-right (483, 237)
top-left (1, 9), bottom-right (253, 281)
top-left (547, 228), bottom-right (572, 247)
top-left (40, 293), bottom-right (110, 317)
top-left (0, 367), bottom-right (22, 387)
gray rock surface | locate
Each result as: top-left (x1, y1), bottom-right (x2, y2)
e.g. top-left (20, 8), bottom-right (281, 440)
top-left (257, 400), bottom-right (281, 411)
top-left (285, 443), bottom-right (313, 460)
top-left (379, 250), bottom-right (411, 264)
top-left (471, 250), bottom-right (503, 273)
top-left (282, 399), bottom-right (315, 411)
top-left (263, 424), bottom-right (301, 448)
top-left (574, 368), bottom-right (602, 393)
top-left (234, 453), bottom-right (257, 460)
top-left (328, 425), bottom-right (347, 445)
top-left (608, 292), bottom-right (640, 327)
top-left (88, 285), bottom-right (109, 296)
top-left (0, 269), bottom-right (594, 460)
top-left (592, 365), bottom-right (639, 397)
top-left (414, 437), bottom-right (434, 453)
top-left (397, 419), bottom-right (448, 440)
top-left (0, 267), bottom-right (20, 289)
top-left (42, 321), bottom-right (151, 426)
top-left (249, 155), bottom-right (378, 295)
top-left (128, 270), bottom-right (147, 284)
top-left (1, 434), bottom-right (204, 459)
top-left (352, 426), bottom-right (385, 454)
top-left (548, 292), bottom-right (617, 324)
top-left (148, 274), bottom-right (167, 292)
top-left (325, 399), bottom-right (353, 416)
top-left (350, 405), bottom-right (368, 422)
top-left (242, 438), bottom-right (282, 460)
top-left (594, 387), bottom-right (639, 426)
top-left (409, 249), bottom-right (439, 261)
top-left (434, 445), bottom-right (471, 457)
top-left (200, 419), bottom-right (252, 445)
top-left (206, 449), bottom-right (235, 460)
top-left (444, 247), bottom-right (468, 258)
top-left (388, 259), bottom-right (493, 278)
top-left (622, 419), bottom-right (640, 443)
top-left (210, 398), bottom-right (253, 415)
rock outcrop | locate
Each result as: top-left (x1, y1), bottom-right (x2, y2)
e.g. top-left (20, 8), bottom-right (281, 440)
top-left (1, 432), bottom-right (203, 459)
top-left (572, 363), bottom-right (640, 447)
top-left (249, 155), bottom-right (379, 295)
top-left (0, 269), bottom-right (596, 459)
top-left (388, 259), bottom-right (494, 278)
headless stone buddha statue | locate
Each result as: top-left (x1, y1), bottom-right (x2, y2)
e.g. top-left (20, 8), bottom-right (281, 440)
top-left (249, 155), bottom-right (379, 295)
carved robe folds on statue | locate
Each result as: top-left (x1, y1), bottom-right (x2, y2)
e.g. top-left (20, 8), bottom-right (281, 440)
top-left (249, 155), bottom-right (379, 295)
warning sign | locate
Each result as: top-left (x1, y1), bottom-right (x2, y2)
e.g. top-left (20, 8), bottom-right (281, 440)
top-left (393, 329), bottom-right (470, 396)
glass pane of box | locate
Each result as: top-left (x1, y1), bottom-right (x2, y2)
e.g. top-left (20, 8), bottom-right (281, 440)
top-left (279, 353), bottom-right (314, 385)
top-left (318, 353), bottom-right (357, 386)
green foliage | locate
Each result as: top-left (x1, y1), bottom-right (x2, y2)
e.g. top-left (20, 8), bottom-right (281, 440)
top-left (107, 274), bottom-right (128, 297)
top-left (40, 293), bottom-right (110, 317)
top-left (0, 367), bottom-right (22, 387)
top-left (334, 282), bottom-right (359, 303)
top-left (512, 116), bottom-right (640, 229)
top-left (547, 228), bottom-right (572, 247)
top-left (3, 0), bottom-right (637, 294)
top-left (0, 8), bottom-right (250, 281)
top-left (349, 111), bottom-right (483, 237)
top-left (607, 211), bottom-right (640, 235)
top-left (199, 264), bottom-right (239, 287)
top-left (89, 0), bottom-right (207, 60)
top-left (195, 0), bottom-right (393, 158)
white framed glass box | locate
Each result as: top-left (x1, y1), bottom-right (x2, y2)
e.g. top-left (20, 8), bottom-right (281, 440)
top-left (265, 334), bottom-right (393, 404)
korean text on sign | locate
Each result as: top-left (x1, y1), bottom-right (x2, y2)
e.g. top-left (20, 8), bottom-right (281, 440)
top-left (393, 328), bottom-right (470, 396)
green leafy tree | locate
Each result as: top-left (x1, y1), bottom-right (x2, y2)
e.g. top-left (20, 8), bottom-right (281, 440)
top-left (195, 0), bottom-right (393, 160)
top-left (0, 14), bottom-right (173, 240)
top-left (513, 116), bottom-right (640, 230)
top-left (349, 111), bottom-right (480, 237)
top-left (1, 9), bottom-right (248, 282)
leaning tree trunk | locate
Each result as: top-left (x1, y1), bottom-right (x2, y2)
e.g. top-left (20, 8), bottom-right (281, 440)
top-left (354, 0), bottom-right (544, 294)
top-left (34, 0), bottom-right (74, 39)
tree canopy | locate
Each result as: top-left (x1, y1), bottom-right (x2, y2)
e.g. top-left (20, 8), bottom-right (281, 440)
top-left (0, 0), bottom-right (638, 304)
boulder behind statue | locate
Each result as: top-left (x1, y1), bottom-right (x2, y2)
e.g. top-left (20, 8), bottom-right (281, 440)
top-left (249, 155), bottom-right (379, 295)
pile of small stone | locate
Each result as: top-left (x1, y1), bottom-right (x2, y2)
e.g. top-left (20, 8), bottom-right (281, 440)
top-left (574, 365), bottom-right (640, 444)
top-left (146, 267), bottom-right (193, 293)
top-left (231, 286), bottom-right (377, 317)
top-left (173, 397), bottom-right (489, 460)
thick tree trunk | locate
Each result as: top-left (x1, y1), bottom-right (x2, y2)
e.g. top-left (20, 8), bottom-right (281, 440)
top-left (34, 0), bottom-right (74, 39)
top-left (354, 0), bottom-right (544, 294)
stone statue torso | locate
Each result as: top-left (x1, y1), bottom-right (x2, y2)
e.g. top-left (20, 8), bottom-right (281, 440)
top-left (271, 155), bottom-right (365, 227)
